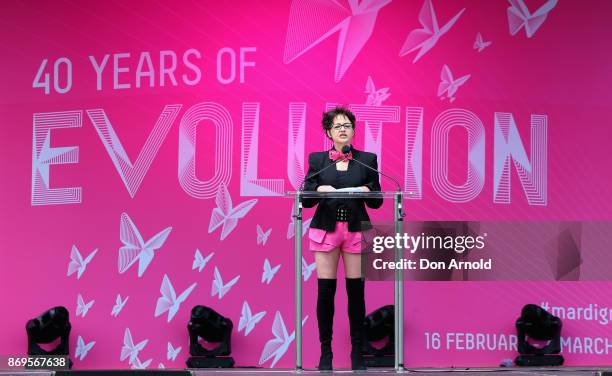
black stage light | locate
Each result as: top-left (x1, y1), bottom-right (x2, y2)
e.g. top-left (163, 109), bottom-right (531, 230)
top-left (186, 305), bottom-right (235, 368)
top-left (362, 305), bottom-right (394, 367)
top-left (515, 304), bottom-right (564, 366)
top-left (25, 306), bottom-right (72, 369)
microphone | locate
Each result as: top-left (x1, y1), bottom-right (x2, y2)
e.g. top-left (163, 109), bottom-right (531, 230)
top-left (298, 147), bottom-right (351, 192)
top-left (345, 145), bottom-right (402, 192)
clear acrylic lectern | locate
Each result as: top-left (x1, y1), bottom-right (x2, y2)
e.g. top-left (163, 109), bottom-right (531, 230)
top-left (285, 190), bottom-right (407, 371)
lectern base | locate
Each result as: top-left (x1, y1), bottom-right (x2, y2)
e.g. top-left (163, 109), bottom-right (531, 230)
top-left (186, 356), bottom-right (235, 368)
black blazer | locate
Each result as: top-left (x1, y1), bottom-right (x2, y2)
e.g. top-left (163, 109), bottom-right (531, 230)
top-left (302, 147), bottom-right (383, 232)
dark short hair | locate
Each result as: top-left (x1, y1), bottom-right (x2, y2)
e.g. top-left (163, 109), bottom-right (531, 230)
top-left (322, 106), bottom-right (356, 133)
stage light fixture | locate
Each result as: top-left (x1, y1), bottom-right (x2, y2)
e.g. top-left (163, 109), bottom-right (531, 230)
top-left (362, 305), bottom-right (394, 367)
top-left (186, 305), bottom-right (235, 368)
top-left (25, 306), bottom-right (72, 369)
top-left (515, 304), bottom-right (564, 366)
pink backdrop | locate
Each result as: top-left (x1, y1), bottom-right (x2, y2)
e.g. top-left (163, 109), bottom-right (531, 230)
top-left (1, 0), bottom-right (612, 369)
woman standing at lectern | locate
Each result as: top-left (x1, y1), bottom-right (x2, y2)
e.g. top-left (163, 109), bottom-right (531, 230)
top-left (302, 106), bottom-right (383, 371)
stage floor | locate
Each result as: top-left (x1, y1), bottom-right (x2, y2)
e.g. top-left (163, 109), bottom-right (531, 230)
top-left (190, 368), bottom-right (611, 376)
top-left (2, 367), bottom-right (612, 376)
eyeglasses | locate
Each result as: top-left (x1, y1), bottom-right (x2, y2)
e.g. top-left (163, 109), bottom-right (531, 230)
top-left (331, 123), bottom-right (353, 131)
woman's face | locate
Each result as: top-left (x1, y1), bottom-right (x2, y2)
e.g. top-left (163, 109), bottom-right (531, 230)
top-left (327, 114), bottom-right (354, 146)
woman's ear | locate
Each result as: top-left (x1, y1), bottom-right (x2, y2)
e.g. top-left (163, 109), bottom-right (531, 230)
top-left (326, 130), bottom-right (332, 139)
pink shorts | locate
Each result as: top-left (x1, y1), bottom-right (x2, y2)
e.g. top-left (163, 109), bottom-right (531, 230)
top-left (309, 222), bottom-right (364, 253)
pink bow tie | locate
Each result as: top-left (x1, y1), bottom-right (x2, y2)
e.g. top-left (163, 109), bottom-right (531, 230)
top-left (329, 149), bottom-right (353, 162)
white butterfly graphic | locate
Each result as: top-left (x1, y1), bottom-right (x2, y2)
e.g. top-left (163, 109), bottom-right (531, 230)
top-left (67, 245), bottom-right (98, 279)
top-left (192, 249), bottom-right (214, 272)
top-left (118, 212), bottom-right (172, 278)
top-left (120, 328), bottom-right (148, 364)
top-left (208, 182), bottom-right (258, 241)
top-left (211, 266), bottom-right (240, 299)
top-left (261, 258), bottom-right (281, 285)
top-left (76, 294), bottom-right (95, 318)
top-left (158, 363), bottom-right (165, 369)
top-left (399, 0), bottom-right (465, 63)
top-left (437, 64), bottom-right (470, 103)
top-left (365, 76), bottom-right (390, 106)
top-left (238, 301), bottom-right (267, 336)
top-left (302, 256), bottom-right (317, 282)
top-left (256, 225), bottom-right (272, 246)
top-left (258, 312), bottom-right (308, 368)
top-left (507, 0), bottom-right (557, 38)
top-left (111, 294), bottom-right (129, 317)
top-left (473, 32), bottom-right (492, 52)
top-left (75, 335), bottom-right (95, 361)
top-left (130, 356), bottom-right (152, 369)
top-left (287, 215), bottom-right (312, 239)
top-left (154, 274), bottom-right (197, 322)
top-left (167, 342), bottom-right (182, 361)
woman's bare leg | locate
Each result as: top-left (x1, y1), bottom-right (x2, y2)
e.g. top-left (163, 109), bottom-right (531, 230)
top-left (315, 248), bottom-right (341, 278)
top-left (341, 251), bottom-right (363, 278)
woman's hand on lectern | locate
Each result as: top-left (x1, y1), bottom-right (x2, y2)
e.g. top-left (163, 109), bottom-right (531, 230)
top-left (317, 185), bottom-right (336, 192)
top-left (360, 186), bottom-right (371, 192)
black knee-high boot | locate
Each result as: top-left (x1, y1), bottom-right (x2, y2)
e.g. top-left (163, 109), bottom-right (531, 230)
top-left (317, 278), bottom-right (337, 370)
top-left (346, 277), bottom-right (366, 370)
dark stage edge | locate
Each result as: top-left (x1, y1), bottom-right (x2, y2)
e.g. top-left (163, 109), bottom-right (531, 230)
top-left (2, 368), bottom-right (612, 376)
